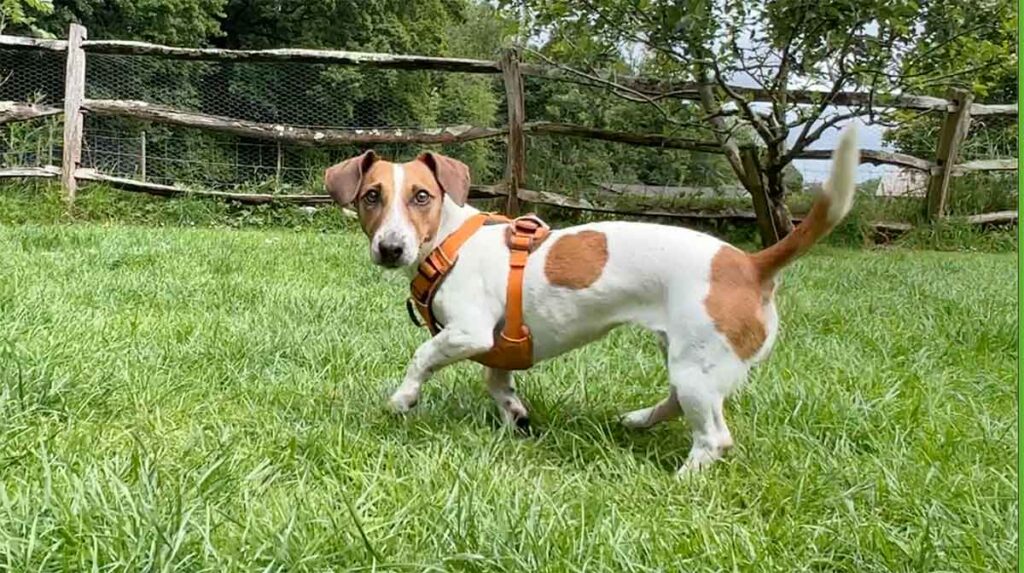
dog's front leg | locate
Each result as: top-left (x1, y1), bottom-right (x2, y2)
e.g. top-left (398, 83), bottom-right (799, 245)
top-left (485, 367), bottom-right (529, 431)
top-left (389, 326), bottom-right (493, 413)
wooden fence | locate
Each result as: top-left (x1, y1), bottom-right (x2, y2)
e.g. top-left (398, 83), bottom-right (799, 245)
top-left (0, 24), bottom-right (1017, 237)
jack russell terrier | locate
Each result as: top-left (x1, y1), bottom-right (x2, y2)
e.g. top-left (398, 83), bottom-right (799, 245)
top-left (325, 124), bottom-right (859, 475)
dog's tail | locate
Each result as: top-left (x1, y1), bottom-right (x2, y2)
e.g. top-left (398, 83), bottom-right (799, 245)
top-left (751, 123), bottom-right (859, 279)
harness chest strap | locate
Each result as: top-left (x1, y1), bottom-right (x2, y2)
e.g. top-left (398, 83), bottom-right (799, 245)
top-left (408, 213), bottom-right (550, 371)
top-left (408, 213), bottom-right (506, 334)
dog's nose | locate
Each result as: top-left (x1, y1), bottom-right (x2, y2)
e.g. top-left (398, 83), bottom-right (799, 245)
top-left (378, 242), bottom-right (404, 266)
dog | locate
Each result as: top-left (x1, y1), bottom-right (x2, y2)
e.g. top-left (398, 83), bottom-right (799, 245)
top-left (324, 124), bottom-right (859, 475)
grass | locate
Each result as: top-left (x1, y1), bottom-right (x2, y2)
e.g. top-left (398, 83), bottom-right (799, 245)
top-left (0, 182), bottom-right (1017, 254)
top-left (0, 209), bottom-right (1017, 571)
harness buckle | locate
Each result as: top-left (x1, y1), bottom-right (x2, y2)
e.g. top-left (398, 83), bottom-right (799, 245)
top-left (513, 214), bottom-right (545, 234)
top-left (508, 234), bottom-right (533, 252)
top-left (506, 214), bottom-right (549, 254)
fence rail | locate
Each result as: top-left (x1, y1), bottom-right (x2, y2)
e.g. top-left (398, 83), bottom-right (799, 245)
top-left (0, 28), bottom-right (1016, 240)
top-left (82, 100), bottom-right (510, 145)
top-left (517, 65), bottom-right (1019, 117)
top-left (0, 101), bottom-right (62, 123)
top-left (83, 40), bottom-right (503, 73)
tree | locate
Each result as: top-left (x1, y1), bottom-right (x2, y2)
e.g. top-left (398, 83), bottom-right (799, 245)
top-left (508, 0), bottom-right (1011, 242)
top-left (42, 0), bottom-right (226, 45)
top-left (1, 0), bottom-right (53, 36)
top-left (884, 0), bottom-right (1017, 160)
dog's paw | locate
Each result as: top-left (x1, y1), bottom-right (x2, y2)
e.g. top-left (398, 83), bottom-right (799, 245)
top-left (388, 389), bottom-right (419, 414)
top-left (501, 413), bottom-right (531, 436)
top-left (515, 415), bottom-right (531, 432)
top-left (496, 402), bottom-right (531, 435)
top-left (676, 447), bottom-right (721, 477)
top-left (620, 408), bottom-right (653, 429)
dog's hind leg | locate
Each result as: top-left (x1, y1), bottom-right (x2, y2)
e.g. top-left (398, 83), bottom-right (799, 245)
top-left (621, 330), bottom-right (681, 429)
top-left (655, 330), bottom-right (669, 363)
top-left (668, 350), bottom-right (745, 475)
top-left (621, 386), bottom-right (681, 429)
top-left (484, 367), bottom-right (530, 431)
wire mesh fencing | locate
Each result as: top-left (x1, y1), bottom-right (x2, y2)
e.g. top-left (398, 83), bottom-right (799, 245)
top-left (0, 40), bottom-right (1015, 223)
top-left (0, 48), bottom-right (65, 171)
top-left (85, 53), bottom-right (506, 130)
top-left (81, 51), bottom-right (511, 192)
top-left (80, 118), bottom-right (508, 193)
top-left (0, 45), bottom-right (747, 199)
top-left (0, 47), bottom-right (510, 192)
top-left (0, 48), bottom-right (65, 106)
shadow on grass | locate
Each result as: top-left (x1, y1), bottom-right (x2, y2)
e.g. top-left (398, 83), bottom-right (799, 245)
top-left (369, 386), bottom-right (692, 474)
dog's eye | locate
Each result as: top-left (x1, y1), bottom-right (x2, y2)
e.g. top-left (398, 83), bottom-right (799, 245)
top-left (412, 190), bottom-right (431, 206)
top-left (363, 190), bottom-right (381, 205)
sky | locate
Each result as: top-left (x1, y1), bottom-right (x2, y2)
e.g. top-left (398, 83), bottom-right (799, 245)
top-left (527, 14), bottom-right (899, 184)
top-left (750, 101), bottom-right (895, 184)
top-left (793, 119), bottom-right (892, 183)
top-left (729, 18), bottom-right (896, 183)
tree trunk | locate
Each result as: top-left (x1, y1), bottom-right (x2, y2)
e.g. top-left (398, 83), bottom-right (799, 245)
top-left (764, 169), bottom-right (795, 239)
top-left (763, 117), bottom-right (795, 241)
top-left (739, 146), bottom-right (794, 247)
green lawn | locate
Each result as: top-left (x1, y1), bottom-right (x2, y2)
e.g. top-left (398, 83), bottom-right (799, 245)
top-left (0, 222), bottom-right (1016, 571)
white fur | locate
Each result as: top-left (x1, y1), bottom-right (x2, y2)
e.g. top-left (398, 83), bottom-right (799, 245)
top-left (369, 164), bottom-right (418, 267)
top-left (825, 123), bottom-right (859, 224)
top-left (383, 125), bottom-right (860, 475)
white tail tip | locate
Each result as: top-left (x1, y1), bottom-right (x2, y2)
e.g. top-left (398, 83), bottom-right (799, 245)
top-left (824, 123), bottom-right (860, 224)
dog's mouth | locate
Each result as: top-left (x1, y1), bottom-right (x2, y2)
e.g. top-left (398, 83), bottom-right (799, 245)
top-left (370, 236), bottom-right (417, 269)
top-left (370, 247), bottom-right (416, 270)
top-left (377, 258), bottom-right (405, 269)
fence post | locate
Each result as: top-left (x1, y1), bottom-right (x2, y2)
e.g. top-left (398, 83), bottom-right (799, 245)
top-left (60, 23), bottom-right (87, 204)
top-left (275, 141), bottom-right (283, 192)
top-left (500, 47), bottom-right (526, 216)
top-left (139, 131), bottom-right (146, 181)
top-left (924, 88), bottom-right (973, 221)
top-left (739, 146), bottom-right (779, 247)
top-left (47, 120), bottom-right (55, 165)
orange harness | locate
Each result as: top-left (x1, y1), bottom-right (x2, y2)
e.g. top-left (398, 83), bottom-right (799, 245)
top-left (408, 213), bottom-right (550, 371)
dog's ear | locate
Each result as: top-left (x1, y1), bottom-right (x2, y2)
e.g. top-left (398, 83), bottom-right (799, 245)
top-left (325, 150), bottom-right (377, 205)
top-left (417, 151), bottom-right (471, 206)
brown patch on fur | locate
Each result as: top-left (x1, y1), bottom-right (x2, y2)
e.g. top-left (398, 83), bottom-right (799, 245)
top-left (354, 161), bottom-right (394, 237)
top-left (402, 161), bottom-right (445, 244)
top-left (707, 190), bottom-right (839, 359)
top-left (345, 160), bottom-right (444, 247)
top-left (750, 197), bottom-right (833, 279)
top-left (705, 246), bottom-right (768, 360)
top-left (416, 152), bottom-right (471, 206)
top-left (544, 230), bottom-right (608, 289)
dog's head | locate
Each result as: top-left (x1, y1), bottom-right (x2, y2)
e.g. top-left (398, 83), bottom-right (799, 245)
top-left (324, 151), bottom-right (471, 268)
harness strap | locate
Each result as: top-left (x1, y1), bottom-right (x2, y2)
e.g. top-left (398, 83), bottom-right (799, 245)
top-left (407, 212), bottom-right (550, 371)
top-left (409, 213), bottom-right (509, 335)
top-left (499, 215), bottom-right (546, 344)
